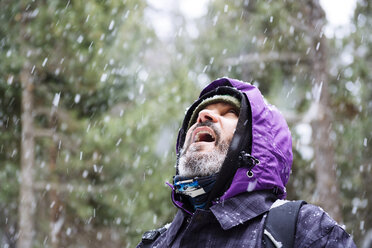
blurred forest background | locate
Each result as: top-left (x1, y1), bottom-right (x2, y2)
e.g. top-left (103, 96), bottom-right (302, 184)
top-left (0, 0), bottom-right (371, 247)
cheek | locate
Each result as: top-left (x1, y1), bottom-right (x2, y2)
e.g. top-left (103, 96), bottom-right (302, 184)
top-left (184, 126), bottom-right (195, 144)
top-left (224, 120), bottom-right (238, 139)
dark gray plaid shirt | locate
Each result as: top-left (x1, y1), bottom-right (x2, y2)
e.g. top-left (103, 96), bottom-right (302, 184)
top-left (138, 191), bottom-right (356, 247)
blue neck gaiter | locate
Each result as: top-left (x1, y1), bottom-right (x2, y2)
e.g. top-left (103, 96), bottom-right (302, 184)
top-left (174, 174), bottom-right (218, 210)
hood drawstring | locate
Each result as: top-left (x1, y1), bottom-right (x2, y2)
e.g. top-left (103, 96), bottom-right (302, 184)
top-left (174, 174), bottom-right (218, 210)
top-left (238, 151), bottom-right (260, 177)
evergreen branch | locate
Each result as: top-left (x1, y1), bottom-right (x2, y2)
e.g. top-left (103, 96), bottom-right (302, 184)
top-left (34, 128), bottom-right (80, 150)
top-left (34, 107), bottom-right (71, 120)
top-left (224, 52), bottom-right (308, 66)
top-left (33, 181), bottom-right (128, 193)
top-left (286, 16), bottom-right (314, 36)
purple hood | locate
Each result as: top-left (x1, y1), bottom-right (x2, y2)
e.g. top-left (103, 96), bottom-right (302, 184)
top-left (175, 77), bottom-right (292, 206)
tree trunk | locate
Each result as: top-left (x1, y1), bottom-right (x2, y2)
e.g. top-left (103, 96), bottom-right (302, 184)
top-left (308, 0), bottom-right (342, 222)
top-left (18, 62), bottom-right (36, 248)
top-left (49, 110), bottom-right (64, 248)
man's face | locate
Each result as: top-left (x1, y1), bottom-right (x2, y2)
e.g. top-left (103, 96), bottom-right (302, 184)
top-left (178, 102), bottom-right (239, 177)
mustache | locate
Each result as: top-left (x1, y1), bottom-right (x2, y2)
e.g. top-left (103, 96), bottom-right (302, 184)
top-left (181, 121), bottom-right (221, 156)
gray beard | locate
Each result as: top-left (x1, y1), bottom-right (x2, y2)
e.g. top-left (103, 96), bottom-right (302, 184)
top-left (178, 141), bottom-right (229, 177)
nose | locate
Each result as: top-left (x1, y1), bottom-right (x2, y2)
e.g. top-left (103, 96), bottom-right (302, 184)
top-left (197, 109), bottom-right (218, 123)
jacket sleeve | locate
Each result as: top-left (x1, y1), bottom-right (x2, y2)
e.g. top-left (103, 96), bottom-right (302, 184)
top-left (308, 225), bottom-right (356, 248)
top-left (294, 204), bottom-right (356, 248)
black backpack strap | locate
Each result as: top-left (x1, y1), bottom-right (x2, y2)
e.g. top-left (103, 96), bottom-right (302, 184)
top-left (263, 200), bottom-right (306, 248)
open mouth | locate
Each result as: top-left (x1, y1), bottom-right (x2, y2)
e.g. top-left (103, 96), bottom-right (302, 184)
top-left (192, 127), bottom-right (216, 143)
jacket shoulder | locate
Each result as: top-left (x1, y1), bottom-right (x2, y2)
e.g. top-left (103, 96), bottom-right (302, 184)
top-left (295, 204), bottom-right (356, 247)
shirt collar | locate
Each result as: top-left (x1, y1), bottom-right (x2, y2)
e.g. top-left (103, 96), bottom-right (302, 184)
top-left (210, 190), bottom-right (277, 230)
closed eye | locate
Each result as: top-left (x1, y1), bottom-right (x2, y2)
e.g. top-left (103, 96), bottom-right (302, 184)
top-left (226, 108), bottom-right (239, 116)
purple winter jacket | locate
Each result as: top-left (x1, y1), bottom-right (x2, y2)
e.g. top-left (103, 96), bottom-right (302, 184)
top-left (138, 191), bottom-right (356, 247)
top-left (137, 78), bottom-right (356, 247)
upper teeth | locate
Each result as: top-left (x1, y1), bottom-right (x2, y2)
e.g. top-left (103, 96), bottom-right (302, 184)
top-left (195, 131), bottom-right (213, 142)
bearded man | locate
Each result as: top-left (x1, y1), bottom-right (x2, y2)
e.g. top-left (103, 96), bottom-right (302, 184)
top-left (137, 78), bottom-right (356, 248)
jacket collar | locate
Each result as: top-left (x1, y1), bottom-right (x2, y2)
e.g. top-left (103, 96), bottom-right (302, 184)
top-left (166, 190), bottom-right (277, 245)
top-left (166, 210), bottom-right (187, 246)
